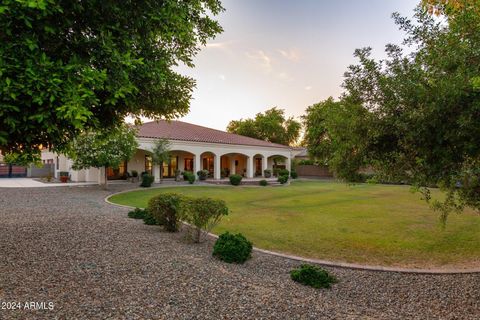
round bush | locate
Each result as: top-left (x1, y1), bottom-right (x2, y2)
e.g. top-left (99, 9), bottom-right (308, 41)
top-left (186, 172), bottom-right (196, 184)
top-left (259, 179), bottom-right (268, 186)
top-left (290, 170), bottom-right (298, 179)
top-left (212, 232), bottom-right (252, 263)
top-left (229, 174), bottom-right (243, 186)
top-left (290, 264), bottom-right (337, 289)
top-left (148, 193), bottom-right (187, 231)
top-left (278, 169), bottom-right (290, 177)
top-left (140, 174), bottom-right (154, 187)
top-left (278, 175), bottom-right (289, 184)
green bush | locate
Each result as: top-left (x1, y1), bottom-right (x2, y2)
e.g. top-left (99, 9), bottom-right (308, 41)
top-left (143, 210), bottom-right (158, 225)
top-left (259, 179), bottom-right (268, 186)
top-left (229, 174), bottom-right (243, 186)
top-left (278, 175), bottom-right (289, 184)
top-left (183, 197), bottom-right (229, 243)
top-left (290, 264), bottom-right (337, 289)
top-left (128, 207), bottom-right (147, 219)
top-left (185, 172), bottom-right (196, 184)
top-left (197, 169), bottom-right (209, 180)
top-left (148, 193), bottom-right (186, 232)
top-left (183, 171), bottom-right (192, 181)
top-left (212, 232), bottom-right (253, 263)
top-left (272, 168), bottom-right (280, 177)
top-left (140, 174), bottom-right (154, 187)
top-left (263, 169), bottom-right (272, 178)
top-left (278, 169), bottom-right (290, 177)
top-left (290, 170), bottom-right (298, 179)
top-left (131, 170), bottom-right (138, 177)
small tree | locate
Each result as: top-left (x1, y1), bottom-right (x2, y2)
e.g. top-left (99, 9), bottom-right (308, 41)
top-left (183, 197), bottom-right (229, 243)
top-left (151, 138), bottom-right (171, 183)
top-left (68, 125), bottom-right (138, 190)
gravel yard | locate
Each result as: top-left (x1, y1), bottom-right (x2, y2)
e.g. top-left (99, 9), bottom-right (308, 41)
top-left (0, 185), bottom-right (479, 319)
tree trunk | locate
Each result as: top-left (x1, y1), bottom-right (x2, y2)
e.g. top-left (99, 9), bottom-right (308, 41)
top-left (103, 166), bottom-right (108, 190)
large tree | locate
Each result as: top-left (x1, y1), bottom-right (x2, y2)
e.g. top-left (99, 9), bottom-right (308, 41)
top-left (303, 5), bottom-right (480, 219)
top-left (0, 0), bottom-right (223, 163)
top-left (68, 125), bottom-right (138, 189)
top-left (227, 108), bottom-right (301, 146)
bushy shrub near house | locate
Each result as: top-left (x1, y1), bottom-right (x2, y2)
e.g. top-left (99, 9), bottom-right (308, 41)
top-left (148, 193), bottom-right (186, 231)
top-left (290, 264), bottom-right (337, 289)
top-left (213, 232), bottom-right (252, 263)
top-left (197, 169), bottom-right (209, 180)
top-left (259, 179), bottom-right (268, 186)
top-left (264, 169), bottom-right (272, 178)
top-left (290, 170), bottom-right (298, 179)
top-left (185, 172), bottom-right (196, 184)
top-left (183, 197), bottom-right (229, 242)
top-left (278, 175), bottom-right (289, 184)
top-left (140, 174), bottom-right (154, 187)
top-left (229, 174), bottom-right (242, 186)
top-left (278, 169), bottom-right (290, 177)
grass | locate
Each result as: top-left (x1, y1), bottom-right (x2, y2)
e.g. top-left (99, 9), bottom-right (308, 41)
top-left (108, 180), bottom-right (480, 268)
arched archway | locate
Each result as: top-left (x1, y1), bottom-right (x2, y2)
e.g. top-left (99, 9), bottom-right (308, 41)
top-left (253, 153), bottom-right (267, 177)
top-left (220, 152), bottom-right (250, 178)
top-left (267, 154), bottom-right (291, 176)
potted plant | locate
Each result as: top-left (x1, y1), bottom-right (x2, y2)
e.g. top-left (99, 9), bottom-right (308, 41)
top-left (197, 169), bottom-right (209, 181)
top-left (264, 169), bottom-right (272, 178)
top-left (59, 171), bottom-right (69, 183)
top-left (175, 170), bottom-right (182, 181)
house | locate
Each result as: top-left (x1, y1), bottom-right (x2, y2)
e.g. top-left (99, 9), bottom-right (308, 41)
top-left (42, 120), bottom-right (301, 183)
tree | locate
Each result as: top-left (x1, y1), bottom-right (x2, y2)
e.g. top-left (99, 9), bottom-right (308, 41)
top-left (227, 108), bottom-right (301, 146)
top-left (303, 5), bottom-right (480, 220)
top-left (68, 125), bottom-right (138, 190)
top-left (0, 0), bottom-right (223, 163)
top-left (151, 138), bottom-right (171, 183)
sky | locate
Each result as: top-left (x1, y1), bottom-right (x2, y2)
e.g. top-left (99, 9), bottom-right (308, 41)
top-left (175, 0), bottom-right (420, 131)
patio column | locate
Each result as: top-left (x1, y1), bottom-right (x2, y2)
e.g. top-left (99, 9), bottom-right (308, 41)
top-left (230, 158), bottom-right (236, 176)
top-left (286, 157), bottom-right (292, 176)
top-left (153, 164), bottom-right (160, 183)
top-left (194, 154), bottom-right (201, 178)
top-left (214, 154), bottom-right (221, 180)
top-left (246, 156), bottom-right (254, 178)
top-left (262, 156), bottom-right (268, 177)
top-left (98, 167), bottom-right (106, 185)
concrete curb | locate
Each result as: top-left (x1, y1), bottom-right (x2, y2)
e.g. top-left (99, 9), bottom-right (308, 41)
top-left (105, 187), bottom-right (480, 275)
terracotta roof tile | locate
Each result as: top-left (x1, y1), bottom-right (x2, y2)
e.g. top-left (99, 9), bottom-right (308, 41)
top-left (137, 120), bottom-right (290, 149)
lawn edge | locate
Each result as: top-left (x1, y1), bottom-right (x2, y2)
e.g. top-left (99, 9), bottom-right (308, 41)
top-left (105, 186), bottom-right (480, 275)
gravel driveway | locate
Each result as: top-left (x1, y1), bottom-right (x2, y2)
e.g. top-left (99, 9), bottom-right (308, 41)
top-left (0, 185), bottom-right (479, 319)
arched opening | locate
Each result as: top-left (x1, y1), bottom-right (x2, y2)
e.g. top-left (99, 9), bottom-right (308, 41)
top-left (267, 155), bottom-right (290, 176)
top-left (200, 151), bottom-right (217, 179)
top-left (220, 153), bottom-right (249, 178)
top-left (253, 154), bottom-right (266, 177)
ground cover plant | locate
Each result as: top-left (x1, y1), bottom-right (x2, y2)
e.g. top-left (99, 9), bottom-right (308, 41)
top-left (212, 232), bottom-right (252, 263)
top-left (290, 264), bottom-right (337, 289)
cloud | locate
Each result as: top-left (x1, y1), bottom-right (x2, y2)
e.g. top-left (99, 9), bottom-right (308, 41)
top-left (205, 41), bottom-right (232, 49)
top-left (278, 48), bottom-right (301, 62)
top-left (245, 50), bottom-right (272, 72)
top-left (305, 86), bottom-right (312, 91)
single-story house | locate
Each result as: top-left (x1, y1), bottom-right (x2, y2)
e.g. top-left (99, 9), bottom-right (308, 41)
top-left (42, 120), bottom-right (301, 183)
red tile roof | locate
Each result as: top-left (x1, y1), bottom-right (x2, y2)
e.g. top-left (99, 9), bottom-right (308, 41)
top-left (137, 120), bottom-right (290, 149)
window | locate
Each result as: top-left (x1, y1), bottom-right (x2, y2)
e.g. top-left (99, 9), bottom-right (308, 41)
top-left (184, 158), bottom-right (193, 172)
top-left (145, 155), bottom-right (152, 175)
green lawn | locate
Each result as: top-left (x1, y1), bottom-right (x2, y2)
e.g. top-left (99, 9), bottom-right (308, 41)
top-left (108, 181), bottom-right (480, 268)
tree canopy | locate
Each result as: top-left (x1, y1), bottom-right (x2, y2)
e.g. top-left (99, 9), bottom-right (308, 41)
top-left (303, 5), bottom-right (480, 218)
top-left (67, 125), bottom-right (138, 189)
top-left (227, 108), bottom-right (301, 146)
top-left (0, 0), bottom-right (223, 163)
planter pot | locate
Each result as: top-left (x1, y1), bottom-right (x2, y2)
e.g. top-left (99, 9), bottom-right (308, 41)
top-left (60, 176), bottom-right (68, 183)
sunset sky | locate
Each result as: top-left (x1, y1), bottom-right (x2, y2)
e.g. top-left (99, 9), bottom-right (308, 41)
top-left (176, 0), bottom-right (419, 130)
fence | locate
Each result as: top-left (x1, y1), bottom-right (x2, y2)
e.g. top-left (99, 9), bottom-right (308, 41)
top-left (27, 164), bottom-right (55, 178)
top-left (295, 165), bottom-right (333, 178)
top-left (0, 163), bottom-right (27, 178)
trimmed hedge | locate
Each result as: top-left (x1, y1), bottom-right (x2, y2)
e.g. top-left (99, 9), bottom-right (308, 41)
top-left (212, 232), bottom-right (252, 263)
top-left (278, 175), bottom-right (289, 184)
top-left (140, 174), bottom-right (154, 187)
top-left (229, 174), bottom-right (243, 186)
top-left (259, 179), bottom-right (268, 186)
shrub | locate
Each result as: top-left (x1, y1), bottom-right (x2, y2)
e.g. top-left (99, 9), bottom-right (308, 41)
top-left (183, 197), bottom-right (229, 243)
top-left (128, 207), bottom-right (147, 219)
top-left (278, 169), bottom-right (290, 177)
top-left (183, 171), bottom-right (192, 180)
top-left (197, 169), bottom-right (209, 180)
top-left (229, 174), bottom-right (243, 186)
top-left (131, 170), bottom-right (138, 177)
top-left (185, 172), bottom-right (196, 184)
top-left (140, 174), bottom-right (154, 187)
top-left (290, 170), bottom-right (298, 179)
top-left (143, 210), bottom-right (158, 225)
top-left (259, 179), bottom-right (268, 186)
top-left (272, 168), bottom-right (280, 177)
top-left (212, 232), bottom-right (252, 263)
top-left (278, 175), bottom-right (289, 184)
top-left (148, 193), bottom-right (186, 232)
top-left (263, 169), bottom-right (272, 178)
top-left (290, 264), bottom-right (337, 289)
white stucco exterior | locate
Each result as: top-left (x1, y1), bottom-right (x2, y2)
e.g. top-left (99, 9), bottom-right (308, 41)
top-left (41, 135), bottom-right (299, 183)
